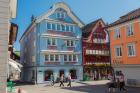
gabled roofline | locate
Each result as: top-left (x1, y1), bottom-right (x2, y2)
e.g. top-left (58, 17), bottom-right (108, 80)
top-left (20, 2), bottom-right (85, 43)
top-left (36, 2), bottom-right (85, 27)
top-left (19, 19), bottom-right (36, 42)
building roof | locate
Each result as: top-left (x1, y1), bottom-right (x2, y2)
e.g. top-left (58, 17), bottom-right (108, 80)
top-left (108, 8), bottom-right (140, 27)
top-left (20, 2), bottom-right (85, 42)
top-left (82, 19), bottom-right (105, 38)
top-left (82, 19), bottom-right (101, 33)
top-left (9, 23), bottom-right (18, 44)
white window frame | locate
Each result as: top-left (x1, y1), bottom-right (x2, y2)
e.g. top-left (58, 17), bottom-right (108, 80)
top-left (114, 28), bottom-right (121, 39)
top-left (45, 54), bottom-right (60, 62)
top-left (114, 45), bottom-right (122, 57)
top-left (56, 11), bottom-right (66, 19)
top-left (57, 24), bottom-right (61, 31)
top-left (127, 43), bottom-right (136, 57)
top-left (47, 23), bottom-right (52, 30)
top-left (52, 23), bottom-right (56, 31)
top-left (66, 40), bottom-right (75, 47)
top-left (63, 55), bottom-right (78, 62)
top-left (126, 24), bottom-right (134, 36)
top-left (47, 38), bottom-right (57, 46)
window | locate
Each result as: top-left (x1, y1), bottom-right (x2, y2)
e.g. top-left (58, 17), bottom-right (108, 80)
top-left (61, 24), bottom-right (65, 31)
top-left (52, 38), bottom-right (56, 45)
top-left (114, 28), bottom-right (120, 39)
top-left (115, 46), bottom-right (122, 57)
top-left (50, 55), bottom-right (54, 61)
top-left (55, 55), bottom-right (59, 61)
top-left (64, 55), bottom-right (77, 62)
top-left (57, 24), bottom-right (61, 31)
top-left (56, 12), bottom-right (61, 18)
top-left (69, 55), bottom-right (72, 61)
top-left (45, 55), bottom-right (49, 61)
top-left (52, 23), bottom-right (55, 30)
top-left (47, 38), bottom-right (56, 46)
top-left (64, 55), bottom-right (67, 61)
top-left (66, 40), bottom-right (75, 47)
top-left (56, 12), bottom-right (65, 19)
top-left (127, 43), bottom-right (135, 56)
top-left (66, 25), bottom-right (70, 31)
top-left (73, 55), bottom-right (77, 61)
top-left (70, 25), bottom-right (74, 32)
top-left (45, 54), bottom-right (59, 62)
top-left (126, 24), bottom-right (134, 36)
top-left (47, 23), bottom-right (51, 30)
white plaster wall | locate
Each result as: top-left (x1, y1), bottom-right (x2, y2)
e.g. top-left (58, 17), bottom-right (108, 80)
top-left (114, 66), bottom-right (140, 86)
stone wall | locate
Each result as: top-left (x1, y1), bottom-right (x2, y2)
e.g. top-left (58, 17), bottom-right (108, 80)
top-left (0, 0), bottom-right (9, 92)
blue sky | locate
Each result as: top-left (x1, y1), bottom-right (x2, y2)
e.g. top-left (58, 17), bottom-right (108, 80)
top-left (12, 0), bottom-right (140, 51)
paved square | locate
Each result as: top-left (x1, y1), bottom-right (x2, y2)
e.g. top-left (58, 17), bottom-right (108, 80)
top-left (15, 80), bottom-right (140, 93)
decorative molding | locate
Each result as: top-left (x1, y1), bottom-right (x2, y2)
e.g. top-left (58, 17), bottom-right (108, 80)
top-left (36, 2), bottom-right (84, 27)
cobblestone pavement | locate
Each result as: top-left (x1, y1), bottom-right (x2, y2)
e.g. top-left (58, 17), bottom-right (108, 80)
top-left (15, 80), bottom-right (140, 93)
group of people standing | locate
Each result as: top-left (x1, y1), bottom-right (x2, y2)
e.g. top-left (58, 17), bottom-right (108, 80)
top-left (49, 73), bottom-right (72, 87)
top-left (108, 71), bottom-right (127, 93)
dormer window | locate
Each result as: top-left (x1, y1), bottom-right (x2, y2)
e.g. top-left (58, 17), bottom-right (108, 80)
top-left (56, 12), bottom-right (66, 19)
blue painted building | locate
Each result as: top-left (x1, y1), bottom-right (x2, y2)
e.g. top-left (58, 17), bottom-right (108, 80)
top-left (20, 2), bottom-right (84, 83)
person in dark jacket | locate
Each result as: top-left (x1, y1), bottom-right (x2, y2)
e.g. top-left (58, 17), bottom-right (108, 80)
top-left (60, 74), bottom-right (64, 87)
top-left (67, 73), bottom-right (72, 87)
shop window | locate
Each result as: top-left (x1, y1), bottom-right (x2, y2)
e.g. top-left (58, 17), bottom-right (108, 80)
top-left (44, 70), bottom-right (53, 81)
top-left (70, 69), bottom-right (77, 79)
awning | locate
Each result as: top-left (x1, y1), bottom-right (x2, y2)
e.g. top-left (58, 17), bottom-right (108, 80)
top-left (8, 59), bottom-right (23, 72)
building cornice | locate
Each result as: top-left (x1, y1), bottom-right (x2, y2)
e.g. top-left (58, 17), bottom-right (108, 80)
top-left (41, 50), bottom-right (81, 54)
top-left (112, 64), bottom-right (140, 68)
top-left (41, 33), bottom-right (80, 40)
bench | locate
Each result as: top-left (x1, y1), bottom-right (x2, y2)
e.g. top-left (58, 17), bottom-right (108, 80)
top-left (127, 79), bottom-right (137, 86)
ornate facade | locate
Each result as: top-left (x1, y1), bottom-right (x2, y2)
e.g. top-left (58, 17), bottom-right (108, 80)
top-left (82, 19), bottom-right (111, 80)
top-left (20, 2), bottom-right (84, 83)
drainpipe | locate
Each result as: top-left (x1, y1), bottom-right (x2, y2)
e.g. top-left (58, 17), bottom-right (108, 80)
top-left (107, 29), bottom-right (116, 81)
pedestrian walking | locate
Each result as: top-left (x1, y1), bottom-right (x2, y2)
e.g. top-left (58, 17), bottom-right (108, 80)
top-left (107, 73), bottom-right (116, 93)
top-left (59, 74), bottom-right (64, 87)
top-left (50, 74), bottom-right (54, 86)
top-left (67, 73), bottom-right (72, 87)
top-left (119, 71), bottom-right (127, 92)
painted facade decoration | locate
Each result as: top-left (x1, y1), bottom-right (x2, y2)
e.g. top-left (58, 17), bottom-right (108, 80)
top-left (20, 2), bottom-right (84, 83)
top-left (82, 19), bottom-right (111, 81)
top-left (107, 8), bottom-right (140, 86)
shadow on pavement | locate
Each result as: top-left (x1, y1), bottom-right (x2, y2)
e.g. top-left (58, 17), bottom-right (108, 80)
top-left (62, 84), bottom-right (108, 93)
top-left (61, 84), bottom-right (140, 93)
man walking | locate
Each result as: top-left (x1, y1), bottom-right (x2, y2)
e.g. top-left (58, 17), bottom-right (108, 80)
top-left (107, 73), bottom-right (116, 93)
top-left (50, 74), bottom-right (54, 86)
top-left (60, 74), bottom-right (64, 87)
top-left (67, 73), bottom-right (72, 87)
top-left (119, 71), bottom-right (127, 92)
